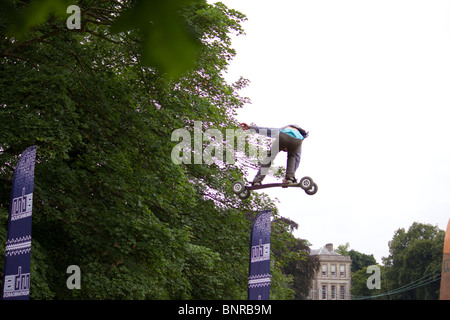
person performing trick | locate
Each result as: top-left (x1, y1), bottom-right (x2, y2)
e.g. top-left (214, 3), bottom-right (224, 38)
top-left (240, 123), bottom-right (309, 187)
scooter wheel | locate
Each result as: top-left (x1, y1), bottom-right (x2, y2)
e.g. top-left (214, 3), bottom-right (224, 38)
top-left (232, 181), bottom-right (245, 194)
top-left (238, 189), bottom-right (251, 200)
top-left (299, 176), bottom-right (314, 190)
top-left (305, 183), bottom-right (318, 195)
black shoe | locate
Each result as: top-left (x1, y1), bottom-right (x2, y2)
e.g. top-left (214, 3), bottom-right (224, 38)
top-left (283, 178), bottom-right (297, 185)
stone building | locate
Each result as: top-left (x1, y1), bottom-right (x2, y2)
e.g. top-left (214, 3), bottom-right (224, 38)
top-left (308, 243), bottom-right (352, 300)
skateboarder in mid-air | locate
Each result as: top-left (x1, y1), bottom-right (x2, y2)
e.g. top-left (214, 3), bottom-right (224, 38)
top-left (240, 123), bottom-right (309, 186)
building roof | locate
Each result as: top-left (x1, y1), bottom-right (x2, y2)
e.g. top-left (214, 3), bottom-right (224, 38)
top-left (310, 243), bottom-right (352, 262)
top-left (310, 247), bottom-right (342, 256)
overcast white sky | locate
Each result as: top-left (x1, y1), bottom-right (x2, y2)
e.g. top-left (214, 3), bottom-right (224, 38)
top-left (218, 0), bottom-right (450, 263)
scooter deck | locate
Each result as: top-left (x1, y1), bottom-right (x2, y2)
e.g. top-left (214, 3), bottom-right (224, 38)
top-left (231, 176), bottom-right (317, 199)
top-left (247, 183), bottom-right (302, 190)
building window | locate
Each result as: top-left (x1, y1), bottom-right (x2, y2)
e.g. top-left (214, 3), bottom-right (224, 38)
top-left (340, 286), bottom-right (346, 300)
top-left (331, 285), bottom-right (336, 299)
top-left (331, 265), bottom-right (336, 277)
top-left (322, 285), bottom-right (327, 300)
top-left (340, 265), bottom-right (345, 277)
top-left (322, 265), bottom-right (327, 276)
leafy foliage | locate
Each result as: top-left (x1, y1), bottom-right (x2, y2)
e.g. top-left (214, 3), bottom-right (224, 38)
top-left (0, 0), bottom-right (316, 299)
top-left (272, 217), bottom-right (320, 299)
top-left (350, 222), bottom-right (444, 300)
top-left (336, 242), bottom-right (376, 273)
top-left (381, 222), bottom-right (444, 300)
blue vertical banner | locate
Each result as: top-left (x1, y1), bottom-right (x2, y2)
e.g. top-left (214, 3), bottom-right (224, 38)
top-left (248, 209), bottom-right (271, 300)
top-left (2, 146), bottom-right (36, 300)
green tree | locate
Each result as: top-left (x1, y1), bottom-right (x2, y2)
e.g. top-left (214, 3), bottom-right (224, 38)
top-left (336, 243), bottom-right (378, 299)
top-left (0, 0), bottom-right (309, 299)
top-left (272, 217), bottom-right (320, 300)
top-left (382, 222), bottom-right (444, 300)
top-left (350, 250), bottom-right (376, 274)
top-left (336, 242), bottom-right (376, 273)
top-left (1, 0), bottom-right (205, 78)
top-left (351, 267), bottom-right (374, 299)
top-left (351, 265), bottom-right (387, 300)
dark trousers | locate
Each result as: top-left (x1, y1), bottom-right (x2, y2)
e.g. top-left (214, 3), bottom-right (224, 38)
top-left (253, 132), bottom-right (302, 183)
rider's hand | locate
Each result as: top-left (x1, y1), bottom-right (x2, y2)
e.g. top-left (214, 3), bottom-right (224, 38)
top-left (240, 123), bottom-right (250, 130)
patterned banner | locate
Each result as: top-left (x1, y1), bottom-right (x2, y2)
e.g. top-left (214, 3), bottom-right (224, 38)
top-left (248, 209), bottom-right (271, 300)
top-left (2, 146), bottom-right (36, 300)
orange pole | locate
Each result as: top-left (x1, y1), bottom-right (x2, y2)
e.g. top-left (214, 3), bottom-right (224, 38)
top-left (440, 219), bottom-right (450, 300)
